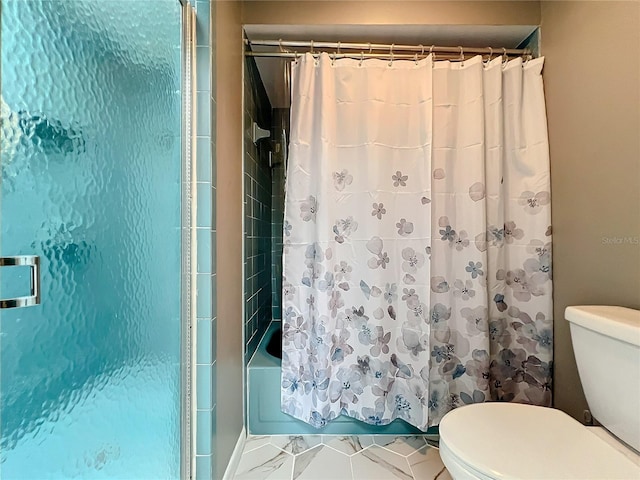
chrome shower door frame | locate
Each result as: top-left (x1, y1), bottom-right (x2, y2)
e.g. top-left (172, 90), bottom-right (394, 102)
top-left (180, 0), bottom-right (196, 479)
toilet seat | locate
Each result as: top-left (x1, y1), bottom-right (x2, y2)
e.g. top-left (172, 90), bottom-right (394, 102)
top-left (439, 403), bottom-right (640, 479)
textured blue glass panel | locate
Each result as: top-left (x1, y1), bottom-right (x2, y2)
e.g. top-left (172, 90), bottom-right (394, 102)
top-left (0, 0), bottom-right (183, 477)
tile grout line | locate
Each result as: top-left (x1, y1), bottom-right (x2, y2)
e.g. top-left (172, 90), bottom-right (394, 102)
top-left (371, 448), bottom-right (415, 480)
top-left (406, 456), bottom-right (418, 480)
top-left (289, 448), bottom-right (295, 480)
top-left (434, 466), bottom-right (448, 480)
top-left (376, 436), bottom-right (430, 457)
top-left (348, 454), bottom-right (355, 480)
top-left (321, 440), bottom-right (370, 457)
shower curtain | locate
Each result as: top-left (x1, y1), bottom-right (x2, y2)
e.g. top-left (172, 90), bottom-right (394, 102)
top-left (282, 52), bottom-right (552, 430)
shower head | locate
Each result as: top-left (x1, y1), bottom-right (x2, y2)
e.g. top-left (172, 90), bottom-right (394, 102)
top-left (252, 122), bottom-right (270, 144)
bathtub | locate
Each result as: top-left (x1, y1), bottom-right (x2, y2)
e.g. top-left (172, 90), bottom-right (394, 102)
top-left (248, 321), bottom-right (429, 435)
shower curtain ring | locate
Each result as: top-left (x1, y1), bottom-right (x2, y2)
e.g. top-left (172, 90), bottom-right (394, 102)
top-left (502, 47), bottom-right (508, 66)
top-left (485, 47), bottom-right (493, 65)
top-left (429, 45), bottom-right (435, 61)
top-left (360, 51), bottom-right (364, 66)
top-left (310, 40), bottom-right (314, 54)
top-left (414, 53), bottom-right (419, 65)
top-left (389, 44), bottom-right (394, 66)
top-left (459, 46), bottom-right (464, 66)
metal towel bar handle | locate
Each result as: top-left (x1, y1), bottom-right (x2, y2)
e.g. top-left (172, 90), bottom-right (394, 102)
top-left (0, 256), bottom-right (41, 309)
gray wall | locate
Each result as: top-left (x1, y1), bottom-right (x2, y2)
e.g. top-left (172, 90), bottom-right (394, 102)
top-left (214, 1), bottom-right (243, 478)
top-left (541, 0), bottom-right (640, 422)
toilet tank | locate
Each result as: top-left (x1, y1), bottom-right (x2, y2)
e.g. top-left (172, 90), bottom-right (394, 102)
top-left (565, 306), bottom-right (640, 452)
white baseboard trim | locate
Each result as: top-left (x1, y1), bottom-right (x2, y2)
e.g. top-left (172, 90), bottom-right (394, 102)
top-left (222, 427), bottom-right (246, 480)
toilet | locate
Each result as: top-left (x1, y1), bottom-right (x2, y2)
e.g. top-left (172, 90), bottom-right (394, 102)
top-left (439, 306), bottom-right (640, 479)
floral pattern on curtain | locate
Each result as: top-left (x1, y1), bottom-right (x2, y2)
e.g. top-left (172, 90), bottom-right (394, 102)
top-left (426, 57), bottom-right (553, 425)
top-left (282, 53), bottom-right (552, 431)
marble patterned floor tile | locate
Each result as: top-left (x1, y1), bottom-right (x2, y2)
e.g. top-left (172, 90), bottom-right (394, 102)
top-left (270, 435), bottom-right (322, 455)
top-left (243, 436), bottom-right (273, 454)
top-left (351, 445), bottom-right (413, 480)
top-left (407, 445), bottom-right (448, 480)
top-left (322, 435), bottom-right (375, 456)
top-left (293, 445), bottom-right (352, 480)
top-left (373, 436), bottom-right (428, 457)
top-left (234, 444), bottom-right (294, 480)
top-left (437, 469), bottom-right (453, 480)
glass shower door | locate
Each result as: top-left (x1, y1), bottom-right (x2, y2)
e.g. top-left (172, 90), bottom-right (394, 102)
top-left (1, 1), bottom-right (185, 477)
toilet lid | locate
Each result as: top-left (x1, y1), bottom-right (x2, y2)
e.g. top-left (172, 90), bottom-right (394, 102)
top-left (439, 403), bottom-right (640, 479)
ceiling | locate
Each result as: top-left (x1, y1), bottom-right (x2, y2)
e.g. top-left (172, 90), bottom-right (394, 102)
top-left (244, 24), bottom-right (538, 108)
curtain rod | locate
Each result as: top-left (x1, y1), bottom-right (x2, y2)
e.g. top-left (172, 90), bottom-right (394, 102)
top-left (244, 39), bottom-right (530, 57)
